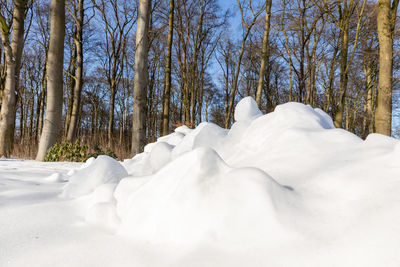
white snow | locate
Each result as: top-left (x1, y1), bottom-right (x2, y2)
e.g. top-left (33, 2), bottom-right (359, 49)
top-left (62, 155), bottom-right (128, 198)
top-left (1, 97), bottom-right (400, 267)
top-left (234, 96), bottom-right (262, 122)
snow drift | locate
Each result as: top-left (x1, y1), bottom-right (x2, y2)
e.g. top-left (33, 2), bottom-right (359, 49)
top-left (62, 96), bottom-right (400, 266)
top-left (115, 147), bottom-right (296, 247)
top-left (63, 155), bottom-right (127, 198)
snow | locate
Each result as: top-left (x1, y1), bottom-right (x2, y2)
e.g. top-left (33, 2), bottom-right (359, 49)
top-left (62, 155), bottom-right (128, 198)
top-left (116, 147), bottom-right (295, 248)
top-left (149, 141), bottom-right (174, 172)
top-left (233, 96), bottom-right (262, 122)
top-left (1, 97), bottom-right (400, 266)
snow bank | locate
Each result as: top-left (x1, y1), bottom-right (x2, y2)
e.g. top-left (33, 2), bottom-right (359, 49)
top-left (234, 96), bottom-right (262, 122)
top-left (60, 97), bottom-right (400, 265)
top-left (115, 147), bottom-right (295, 246)
top-left (45, 172), bottom-right (67, 183)
top-left (63, 155), bottom-right (127, 198)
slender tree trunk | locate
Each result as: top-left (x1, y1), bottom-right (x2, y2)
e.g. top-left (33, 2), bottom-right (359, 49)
top-left (375, 0), bottom-right (399, 135)
top-left (345, 98), bottom-right (350, 131)
top-left (299, 1), bottom-right (306, 103)
top-left (18, 86), bottom-right (24, 139)
top-left (38, 87), bottom-right (46, 140)
top-left (132, 0), bottom-right (151, 155)
top-left (38, 50), bottom-right (48, 141)
top-left (108, 82), bottom-right (116, 147)
top-left (67, 0), bottom-right (84, 142)
top-left (363, 60), bottom-right (375, 136)
top-left (161, 0), bottom-right (174, 136)
top-left (35, 89), bottom-right (42, 140)
top-left (36, 0), bottom-right (65, 161)
top-left (282, 28), bottom-right (293, 102)
top-left (368, 78), bottom-right (375, 134)
top-left (0, 47), bottom-right (5, 106)
top-left (94, 104), bottom-right (99, 144)
top-left (225, 25), bottom-right (255, 127)
top-left (255, 0), bottom-right (272, 107)
top-left (306, 44), bottom-right (312, 105)
top-left (64, 49), bottom-right (76, 135)
top-left (224, 50), bottom-right (230, 116)
top-left (29, 94), bottom-right (34, 139)
top-left (224, 0), bottom-right (262, 128)
top-left (183, 51), bottom-right (189, 122)
top-left (189, 1), bottom-right (204, 126)
top-left (334, 18), bottom-right (349, 128)
top-left (224, 38), bottom-right (246, 128)
top-left (324, 44), bottom-right (339, 114)
top-left (333, 0), bottom-right (366, 128)
top-left (0, 0), bottom-right (27, 157)
top-left (197, 55), bottom-right (206, 123)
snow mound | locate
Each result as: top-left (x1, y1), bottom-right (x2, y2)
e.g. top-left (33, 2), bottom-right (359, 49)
top-left (62, 97), bottom-right (400, 265)
top-left (149, 142), bottom-right (173, 172)
top-left (171, 122), bottom-right (228, 157)
top-left (234, 96), bottom-right (262, 122)
top-left (45, 173), bottom-right (66, 183)
top-left (122, 122), bottom-right (227, 175)
top-left (115, 147), bottom-right (294, 246)
top-left (62, 155), bottom-right (128, 198)
top-left (81, 156), bottom-right (96, 169)
top-left (261, 102), bottom-right (335, 130)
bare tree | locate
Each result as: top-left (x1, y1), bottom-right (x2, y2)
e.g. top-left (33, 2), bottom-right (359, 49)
top-left (224, 0), bottom-right (264, 128)
top-left (92, 0), bottom-right (136, 148)
top-left (66, 0), bottom-right (84, 141)
top-left (327, 0), bottom-right (366, 128)
top-left (132, 0), bottom-right (151, 154)
top-left (375, 0), bottom-right (399, 135)
top-left (0, 0), bottom-right (28, 157)
top-left (255, 0), bottom-right (272, 107)
top-left (36, 0), bottom-right (65, 161)
top-left (161, 0), bottom-right (174, 136)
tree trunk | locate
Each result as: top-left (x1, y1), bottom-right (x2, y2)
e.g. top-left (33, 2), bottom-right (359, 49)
top-left (35, 89), bottom-right (42, 140)
top-left (38, 50), bottom-right (48, 141)
top-left (36, 0), bottom-right (65, 161)
top-left (282, 27), bottom-right (293, 102)
top-left (64, 48), bottom-right (76, 136)
top-left (132, 0), bottom-right (151, 155)
top-left (108, 82), bottom-right (116, 148)
top-left (255, 0), bottom-right (272, 107)
top-left (298, 1), bottom-right (306, 103)
top-left (67, 0), bottom-right (84, 142)
top-left (375, 0), bottom-right (399, 136)
top-left (29, 94), bottom-right (34, 140)
top-left (189, 1), bottom-right (205, 126)
top-left (225, 24), bottom-right (256, 127)
top-left (0, 0), bottom-right (27, 157)
top-left (161, 0), bottom-right (174, 136)
top-left (224, 38), bottom-right (245, 128)
top-left (363, 60), bottom-right (375, 136)
top-left (334, 18), bottom-right (349, 128)
top-left (324, 43), bottom-right (339, 114)
top-left (38, 87), bottom-right (46, 140)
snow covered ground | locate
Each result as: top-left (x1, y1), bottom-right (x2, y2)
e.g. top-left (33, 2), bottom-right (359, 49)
top-left (1, 97), bottom-right (400, 267)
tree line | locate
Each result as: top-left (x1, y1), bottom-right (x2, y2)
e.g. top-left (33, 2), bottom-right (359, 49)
top-left (0, 0), bottom-right (398, 160)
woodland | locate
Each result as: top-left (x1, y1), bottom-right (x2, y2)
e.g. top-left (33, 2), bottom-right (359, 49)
top-left (0, 0), bottom-right (399, 160)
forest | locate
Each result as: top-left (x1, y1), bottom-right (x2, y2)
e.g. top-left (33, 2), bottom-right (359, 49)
top-left (0, 0), bottom-right (399, 160)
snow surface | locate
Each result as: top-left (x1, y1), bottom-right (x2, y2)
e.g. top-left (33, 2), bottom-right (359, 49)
top-left (1, 97), bottom-right (400, 267)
